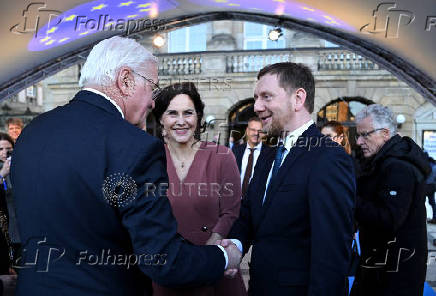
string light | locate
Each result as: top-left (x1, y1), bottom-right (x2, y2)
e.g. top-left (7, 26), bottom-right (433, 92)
top-left (268, 28), bottom-right (283, 41)
top-left (152, 34), bottom-right (165, 47)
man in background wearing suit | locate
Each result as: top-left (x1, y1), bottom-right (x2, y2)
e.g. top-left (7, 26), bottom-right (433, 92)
top-left (11, 36), bottom-right (240, 296)
top-left (232, 117), bottom-right (273, 197)
top-left (221, 62), bottom-right (355, 295)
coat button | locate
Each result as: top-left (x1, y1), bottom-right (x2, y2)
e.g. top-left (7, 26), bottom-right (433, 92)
top-left (201, 226), bottom-right (208, 232)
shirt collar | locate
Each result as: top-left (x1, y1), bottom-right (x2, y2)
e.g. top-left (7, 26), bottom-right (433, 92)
top-left (282, 119), bottom-right (314, 151)
top-left (83, 87), bottom-right (124, 119)
top-left (246, 142), bottom-right (262, 151)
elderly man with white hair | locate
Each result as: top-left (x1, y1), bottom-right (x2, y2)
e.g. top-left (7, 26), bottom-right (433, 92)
top-left (350, 104), bottom-right (431, 296)
top-left (10, 36), bottom-right (241, 296)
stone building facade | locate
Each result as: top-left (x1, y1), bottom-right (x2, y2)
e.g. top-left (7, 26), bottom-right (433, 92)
top-left (1, 20), bottom-right (435, 153)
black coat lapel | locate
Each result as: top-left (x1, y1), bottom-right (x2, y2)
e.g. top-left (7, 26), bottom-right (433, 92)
top-left (251, 150), bottom-right (275, 230)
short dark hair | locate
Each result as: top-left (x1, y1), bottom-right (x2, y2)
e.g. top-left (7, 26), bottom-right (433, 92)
top-left (247, 117), bottom-right (262, 125)
top-left (6, 118), bottom-right (24, 128)
top-left (257, 62), bottom-right (315, 113)
top-left (0, 132), bottom-right (14, 147)
top-left (153, 82), bottom-right (205, 140)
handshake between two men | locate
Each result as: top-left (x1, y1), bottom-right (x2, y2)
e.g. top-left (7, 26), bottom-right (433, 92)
top-left (216, 239), bottom-right (242, 278)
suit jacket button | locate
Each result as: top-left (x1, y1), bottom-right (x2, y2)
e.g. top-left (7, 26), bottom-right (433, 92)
top-left (202, 226), bottom-right (208, 232)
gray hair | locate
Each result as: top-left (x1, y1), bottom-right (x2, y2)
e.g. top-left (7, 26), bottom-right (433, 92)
top-left (79, 36), bottom-right (157, 87)
top-left (355, 104), bottom-right (397, 136)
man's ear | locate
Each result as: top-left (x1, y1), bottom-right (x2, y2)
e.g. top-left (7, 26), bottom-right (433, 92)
top-left (293, 88), bottom-right (307, 112)
top-left (382, 128), bottom-right (391, 140)
top-left (116, 67), bottom-right (135, 96)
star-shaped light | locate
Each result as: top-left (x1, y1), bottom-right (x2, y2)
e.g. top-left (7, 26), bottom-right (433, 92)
top-left (91, 4), bottom-right (107, 11)
top-left (137, 3), bottom-right (151, 8)
top-left (119, 1), bottom-right (134, 7)
top-left (324, 15), bottom-right (334, 20)
top-left (45, 40), bottom-right (55, 45)
top-left (140, 8), bottom-right (151, 12)
top-left (301, 6), bottom-right (314, 12)
top-left (59, 37), bottom-right (70, 43)
top-left (46, 27), bottom-right (57, 34)
top-left (64, 14), bottom-right (76, 21)
top-left (127, 14), bottom-right (138, 18)
top-left (40, 36), bottom-right (51, 43)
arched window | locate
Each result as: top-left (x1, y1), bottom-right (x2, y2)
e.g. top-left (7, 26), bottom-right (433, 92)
top-left (227, 98), bottom-right (256, 145)
top-left (317, 97), bottom-right (374, 154)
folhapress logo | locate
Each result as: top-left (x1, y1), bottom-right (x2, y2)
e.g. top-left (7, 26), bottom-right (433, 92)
top-left (10, 2), bottom-right (62, 37)
top-left (360, 2), bottom-right (415, 38)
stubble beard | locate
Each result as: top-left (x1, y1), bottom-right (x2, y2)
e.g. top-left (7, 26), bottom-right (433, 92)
top-left (268, 117), bottom-right (283, 138)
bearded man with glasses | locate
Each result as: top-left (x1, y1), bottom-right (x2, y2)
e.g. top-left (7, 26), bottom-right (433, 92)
top-left (350, 104), bottom-right (431, 296)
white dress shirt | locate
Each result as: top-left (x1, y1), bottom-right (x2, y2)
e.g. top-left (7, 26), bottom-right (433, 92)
top-left (231, 119), bottom-right (314, 253)
top-left (240, 142), bottom-right (263, 186)
top-left (82, 88), bottom-right (125, 119)
top-left (261, 119), bottom-right (314, 204)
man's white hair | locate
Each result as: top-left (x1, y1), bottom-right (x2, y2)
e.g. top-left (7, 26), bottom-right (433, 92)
top-left (355, 104), bottom-right (397, 136)
top-left (79, 36), bottom-right (157, 87)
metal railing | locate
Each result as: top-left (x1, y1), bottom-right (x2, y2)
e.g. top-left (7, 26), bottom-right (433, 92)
top-left (156, 48), bottom-right (379, 75)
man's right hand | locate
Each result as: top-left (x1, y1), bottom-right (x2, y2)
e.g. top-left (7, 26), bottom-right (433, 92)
top-left (216, 239), bottom-right (241, 278)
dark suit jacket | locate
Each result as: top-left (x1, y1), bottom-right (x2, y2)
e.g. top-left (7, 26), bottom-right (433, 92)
top-left (232, 142), bottom-right (273, 174)
top-left (230, 124), bottom-right (355, 296)
top-left (11, 90), bottom-right (225, 296)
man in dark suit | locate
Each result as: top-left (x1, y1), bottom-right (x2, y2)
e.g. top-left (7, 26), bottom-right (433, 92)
top-left (221, 63), bottom-right (355, 295)
top-left (11, 36), bottom-right (240, 296)
top-left (232, 117), bottom-right (273, 197)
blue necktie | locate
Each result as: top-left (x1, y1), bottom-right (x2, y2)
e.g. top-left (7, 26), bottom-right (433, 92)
top-left (271, 143), bottom-right (286, 179)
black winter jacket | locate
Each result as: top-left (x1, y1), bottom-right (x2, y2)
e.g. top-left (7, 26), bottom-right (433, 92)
top-left (351, 135), bottom-right (431, 296)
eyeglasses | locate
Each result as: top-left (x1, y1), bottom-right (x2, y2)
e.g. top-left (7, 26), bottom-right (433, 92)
top-left (132, 70), bottom-right (161, 101)
top-left (355, 128), bottom-right (385, 141)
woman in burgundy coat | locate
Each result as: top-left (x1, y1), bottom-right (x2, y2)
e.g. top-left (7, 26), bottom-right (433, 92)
top-left (151, 82), bottom-right (247, 296)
